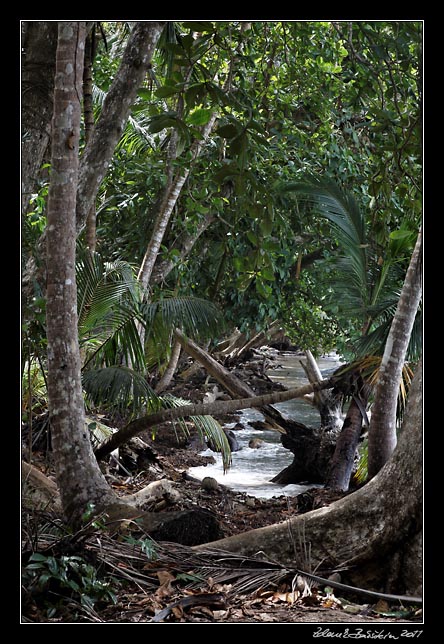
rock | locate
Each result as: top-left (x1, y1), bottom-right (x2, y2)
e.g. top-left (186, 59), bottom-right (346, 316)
top-left (225, 429), bottom-right (241, 452)
top-left (201, 476), bottom-right (219, 492)
top-left (207, 428), bottom-right (242, 453)
top-left (248, 438), bottom-right (264, 449)
top-left (125, 479), bottom-right (181, 509)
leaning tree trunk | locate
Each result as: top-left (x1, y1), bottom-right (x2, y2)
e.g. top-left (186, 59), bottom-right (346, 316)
top-left (22, 21), bottom-right (165, 299)
top-left (324, 378), bottom-right (371, 492)
top-left (45, 22), bottom-right (116, 528)
top-left (368, 226), bottom-right (422, 478)
top-left (137, 114), bottom-right (218, 291)
top-left (154, 339), bottom-right (182, 394)
top-left (196, 356), bottom-right (423, 597)
top-left (75, 21), bottom-right (165, 236)
top-left (300, 350), bottom-right (343, 431)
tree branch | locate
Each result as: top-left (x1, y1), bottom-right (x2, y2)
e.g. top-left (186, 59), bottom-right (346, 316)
top-left (94, 377), bottom-right (336, 460)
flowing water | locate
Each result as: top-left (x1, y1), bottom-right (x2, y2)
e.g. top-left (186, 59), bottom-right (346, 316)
top-left (188, 351), bottom-right (344, 499)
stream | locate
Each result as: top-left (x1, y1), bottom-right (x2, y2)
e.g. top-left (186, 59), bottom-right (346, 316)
top-left (189, 351), bottom-right (344, 499)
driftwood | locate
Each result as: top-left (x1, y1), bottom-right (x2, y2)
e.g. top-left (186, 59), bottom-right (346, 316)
top-left (21, 463), bottom-right (221, 546)
top-left (22, 461), bottom-right (62, 512)
top-left (175, 330), bottom-right (343, 484)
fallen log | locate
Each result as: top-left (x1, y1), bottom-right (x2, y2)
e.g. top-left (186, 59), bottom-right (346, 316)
top-left (94, 377), bottom-right (336, 460)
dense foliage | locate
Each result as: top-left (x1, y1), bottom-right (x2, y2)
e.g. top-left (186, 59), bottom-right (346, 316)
top-left (23, 20), bottom-right (422, 383)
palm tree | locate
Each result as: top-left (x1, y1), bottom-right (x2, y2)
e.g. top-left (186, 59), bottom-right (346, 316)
top-left (24, 246), bottom-right (231, 470)
top-left (75, 246), bottom-right (231, 468)
top-left (276, 174), bottom-right (421, 488)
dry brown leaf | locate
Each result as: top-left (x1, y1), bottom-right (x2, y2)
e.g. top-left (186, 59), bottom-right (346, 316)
top-left (213, 610), bottom-right (230, 619)
top-left (191, 606), bottom-right (214, 618)
top-left (171, 605), bottom-right (183, 619)
top-left (373, 599), bottom-right (390, 614)
top-left (155, 570), bottom-right (176, 599)
top-left (258, 612), bottom-right (279, 622)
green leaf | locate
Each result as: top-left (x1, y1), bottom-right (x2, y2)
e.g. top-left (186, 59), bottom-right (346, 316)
top-left (155, 85), bottom-right (180, 99)
top-left (216, 124), bottom-right (239, 139)
top-left (137, 88), bottom-right (152, 100)
top-left (256, 280), bottom-right (273, 297)
top-left (247, 231), bottom-right (258, 246)
top-left (259, 214), bottom-right (273, 236)
top-left (182, 22), bottom-right (214, 32)
top-left (389, 229), bottom-right (413, 240)
top-left (28, 552), bottom-right (48, 562)
top-left (188, 107), bottom-right (213, 126)
top-left (260, 267), bottom-right (275, 281)
top-left (149, 115), bottom-right (178, 133)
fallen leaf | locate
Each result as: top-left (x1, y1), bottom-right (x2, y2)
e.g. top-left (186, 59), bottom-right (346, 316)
top-left (213, 610), bottom-right (229, 619)
top-left (258, 612), bottom-right (279, 622)
top-left (171, 605), bottom-right (183, 619)
top-left (155, 570), bottom-right (176, 598)
top-left (373, 599), bottom-right (390, 614)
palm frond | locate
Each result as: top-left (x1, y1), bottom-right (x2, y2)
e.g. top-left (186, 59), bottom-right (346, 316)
top-left (143, 295), bottom-right (224, 344)
top-left (277, 175), bottom-right (369, 308)
top-left (352, 318), bottom-right (393, 358)
top-left (82, 365), bottom-right (161, 415)
top-left (160, 394), bottom-right (232, 472)
top-left (77, 249), bottom-right (140, 329)
top-left (92, 84), bottom-right (162, 155)
top-left (76, 250), bottom-right (147, 371)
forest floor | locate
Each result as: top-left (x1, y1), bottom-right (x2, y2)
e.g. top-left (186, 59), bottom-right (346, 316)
top-left (21, 350), bottom-right (424, 628)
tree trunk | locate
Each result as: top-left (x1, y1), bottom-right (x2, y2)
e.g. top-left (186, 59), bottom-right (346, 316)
top-left (137, 114), bottom-right (218, 291)
top-left (174, 329), bottom-right (312, 434)
top-left (151, 213), bottom-right (216, 285)
top-left (195, 356), bottom-right (423, 597)
top-left (76, 21), bottom-right (165, 235)
top-left (324, 385), bottom-right (370, 492)
top-left (94, 377), bottom-right (337, 461)
top-left (368, 226), bottom-right (422, 478)
top-left (154, 339), bottom-right (182, 394)
top-left (21, 21), bottom-right (58, 216)
top-left (300, 350), bottom-right (343, 431)
top-left (22, 21), bottom-right (165, 297)
top-left (45, 22), bottom-right (116, 528)
top-left (82, 28), bottom-right (97, 252)
top-left (176, 330), bottom-right (349, 484)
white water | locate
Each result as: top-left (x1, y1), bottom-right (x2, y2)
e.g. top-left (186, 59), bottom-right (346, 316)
top-left (189, 351), bottom-right (344, 499)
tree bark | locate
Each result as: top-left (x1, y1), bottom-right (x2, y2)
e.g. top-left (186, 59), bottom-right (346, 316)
top-left (151, 213), bottom-right (216, 285)
top-left (23, 21), bottom-right (165, 297)
top-left (94, 377), bottom-right (336, 460)
top-left (82, 28), bottom-right (97, 252)
top-left (154, 339), bottom-right (182, 393)
top-left (21, 21), bottom-right (58, 216)
top-left (300, 350), bottom-right (343, 431)
top-left (174, 329), bottom-right (311, 434)
top-left (45, 22), bottom-right (116, 528)
top-left (368, 226), bottom-right (422, 478)
top-left (76, 21), bottom-right (165, 235)
top-left (137, 114), bottom-right (218, 291)
top-left (324, 385), bottom-right (370, 492)
top-left (195, 356), bottom-right (423, 597)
